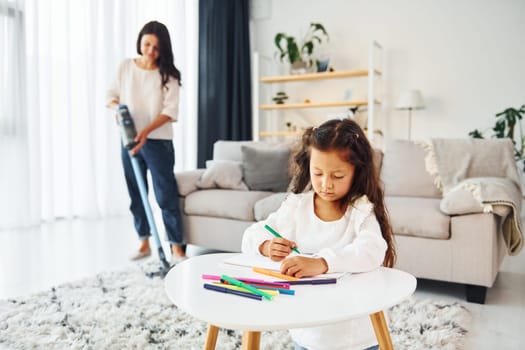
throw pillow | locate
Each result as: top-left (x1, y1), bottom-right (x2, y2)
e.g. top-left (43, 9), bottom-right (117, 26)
top-left (241, 145), bottom-right (291, 192)
top-left (381, 140), bottom-right (442, 198)
top-left (195, 160), bottom-right (248, 191)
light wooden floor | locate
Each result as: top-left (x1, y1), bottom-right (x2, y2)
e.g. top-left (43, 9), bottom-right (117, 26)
top-left (0, 211), bottom-right (524, 349)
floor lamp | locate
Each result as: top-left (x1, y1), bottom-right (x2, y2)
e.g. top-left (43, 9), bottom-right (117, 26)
top-left (396, 90), bottom-right (425, 141)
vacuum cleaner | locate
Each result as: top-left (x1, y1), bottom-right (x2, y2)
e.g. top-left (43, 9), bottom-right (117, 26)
top-left (116, 104), bottom-right (172, 278)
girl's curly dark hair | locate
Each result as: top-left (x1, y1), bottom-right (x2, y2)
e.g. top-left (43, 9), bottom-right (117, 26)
top-left (290, 118), bottom-right (396, 267)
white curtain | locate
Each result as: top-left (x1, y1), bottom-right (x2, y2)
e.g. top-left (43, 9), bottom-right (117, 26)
top-left (0, 0), bottom-right (30, 228)
top-left (0, 0), bottom-right (198, 230)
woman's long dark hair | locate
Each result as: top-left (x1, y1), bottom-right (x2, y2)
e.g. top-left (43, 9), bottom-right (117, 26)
top-left (290, 119), bottom-right (396, 267)
top-left (136, 21), bottom-right (182, 87)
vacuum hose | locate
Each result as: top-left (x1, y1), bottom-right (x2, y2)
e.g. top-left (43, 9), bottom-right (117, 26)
top-left (116, 105), bottom-right (171, 276)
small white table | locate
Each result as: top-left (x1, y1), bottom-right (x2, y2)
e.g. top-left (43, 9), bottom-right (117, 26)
top-left (165, 253), bottom-right (416, 350)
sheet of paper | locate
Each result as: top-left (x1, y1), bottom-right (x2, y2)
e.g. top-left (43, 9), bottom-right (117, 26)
top-left (222, 253), bottom-right (347, 279)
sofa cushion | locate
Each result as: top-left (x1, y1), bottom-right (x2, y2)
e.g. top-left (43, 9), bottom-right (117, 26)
top-left (195, 160), bottom-right (248, 191)
top-left (175, 169), bottom-right (206, 196)
top-left (385, 196), bottom-right (450, 239)
top-left (213, 140), bottom-right (257, 162)
top-left (184, 189), bottom-right (274, 221)
top-left (213, 139), bottom-right (295, 161)
top-left (241, 144), bottom-right (292, 192)
top-left (381, 140), bottom-right (442, 198)
top-left (254, 192), bottom-right (288, 221)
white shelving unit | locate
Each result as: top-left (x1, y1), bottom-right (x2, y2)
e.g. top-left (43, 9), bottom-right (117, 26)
top-left (252, 40), bottom-right (383, 143)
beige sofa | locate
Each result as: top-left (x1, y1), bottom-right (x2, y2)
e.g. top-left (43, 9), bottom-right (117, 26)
top-left (175, 139), bottom-right (523, 304)
top-left (176, 141), bottom-right (291, 252)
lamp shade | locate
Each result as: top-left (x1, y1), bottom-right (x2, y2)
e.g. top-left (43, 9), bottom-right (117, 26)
top-left (396, 90), bottom-right (425, 110)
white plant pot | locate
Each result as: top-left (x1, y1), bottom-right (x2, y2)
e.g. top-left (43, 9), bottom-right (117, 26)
top-left (290, 61), bottom-right (308, 75)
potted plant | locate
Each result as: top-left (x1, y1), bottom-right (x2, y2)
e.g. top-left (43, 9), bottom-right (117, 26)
top-left (469, 104), bottom-right (525, 172)
top-left (274, 23), bottom-right (329, 74)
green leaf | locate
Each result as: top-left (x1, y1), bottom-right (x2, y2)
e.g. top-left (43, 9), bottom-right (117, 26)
top-left (310, 22), bottom-right (329, 39)
top-left (302, 41), bottom-right (314, 55)
top-left (274, 33), bottom-right (286, 54)
top-left (311, 35), bottom-right (323, 44)
top-left (468, 129), bottom-right (484, 139)
top-left (286, 37), bottom-right (300, 63)
top-left (493, 120), bottom-right (505, 137)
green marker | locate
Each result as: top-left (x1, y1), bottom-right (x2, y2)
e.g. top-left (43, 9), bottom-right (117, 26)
top-left (264, 224), bottom-right (301, 254)
top-left (221, 275), bottom-right (273, 300)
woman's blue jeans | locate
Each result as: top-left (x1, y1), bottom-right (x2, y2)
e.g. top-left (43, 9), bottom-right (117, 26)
top-left (121, 139), bottom-right (184, 246)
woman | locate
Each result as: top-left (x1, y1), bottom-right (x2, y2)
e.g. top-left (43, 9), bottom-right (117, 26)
top-left (106, 21), bottom-right (186, 261)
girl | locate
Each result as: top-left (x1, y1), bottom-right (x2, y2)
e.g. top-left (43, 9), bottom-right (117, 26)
top-left (106, 21), bottom-right (186, 261)
top-left (241, 118), bottom-right (395, 350)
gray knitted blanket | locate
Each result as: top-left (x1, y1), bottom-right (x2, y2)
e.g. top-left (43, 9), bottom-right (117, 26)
top-left (422, 138), bottom-right (523, 255)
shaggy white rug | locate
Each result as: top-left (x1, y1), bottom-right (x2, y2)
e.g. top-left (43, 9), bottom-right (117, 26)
top-left (0, 261), bottom-right (471, 350)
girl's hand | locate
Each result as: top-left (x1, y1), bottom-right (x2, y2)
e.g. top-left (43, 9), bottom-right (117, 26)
top-left (280, 256), bottom-right (328, 278)
top-left (259, 238), bottom-right (298, 262)
top-left (131, 129), bottom-right (149, 155)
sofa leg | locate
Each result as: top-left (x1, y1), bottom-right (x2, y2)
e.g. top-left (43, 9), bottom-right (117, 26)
top-left (465, 284), bottom-right (487, 304)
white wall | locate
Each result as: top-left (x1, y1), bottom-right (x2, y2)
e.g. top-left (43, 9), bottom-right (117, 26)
top-left (250, 0), bottom-right (525, 143)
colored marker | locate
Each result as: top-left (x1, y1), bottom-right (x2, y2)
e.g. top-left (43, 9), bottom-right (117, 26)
top-left (212, 283), bottom-right (279, 296)
top-left (274, 278), bottom-right (338, 285)
top-left (254, 285), bottom-right (295, 295)
top-left (221, 275), bottom-right (273, 300)
top-left (264, 224), bottom-right (301, 254)
top-left (201, 274), bottom-right (267, 284)
top-left (202, 274), bottom-right (290, 288)
top-left (253, 266), bottom-right (299, 281)
top-left (203, 283), bottom-right (262, 301)
top-left (244, 281), bottom-right (291, 289)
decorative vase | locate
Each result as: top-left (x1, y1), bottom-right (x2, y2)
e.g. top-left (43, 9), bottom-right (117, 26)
top-left (316, 57), bottom-right (330, 72)
top-left (315, 45), bottom-right (331, 72)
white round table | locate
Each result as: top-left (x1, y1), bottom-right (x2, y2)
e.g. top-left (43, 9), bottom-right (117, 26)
top-left (165, 253), bottom-right (416, 350)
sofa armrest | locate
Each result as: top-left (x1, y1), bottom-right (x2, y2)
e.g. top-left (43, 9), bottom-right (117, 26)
top-left (254, 192), bottom-right (288, 221)
top-left (440, 177), bottom-right (519, 216)
top-left (175, 169), bottom-right (205, 197)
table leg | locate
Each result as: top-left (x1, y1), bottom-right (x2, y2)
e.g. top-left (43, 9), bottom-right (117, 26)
top-left (204, 324), bottom-right (219, 350)
top-left (241, 331), bottom-right (261, 350)
top-left (369, 311), bottom-right (393, 350)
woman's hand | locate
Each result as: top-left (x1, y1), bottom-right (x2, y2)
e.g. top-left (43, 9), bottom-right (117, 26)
top-left (130, 114), bottom-right (171, 155)
top-left (280, 256), bottom-right (328, 278)
top-left (131, 128), bottom-right (150, 155)
top-left (259, 238), bottom-right (298, 262)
